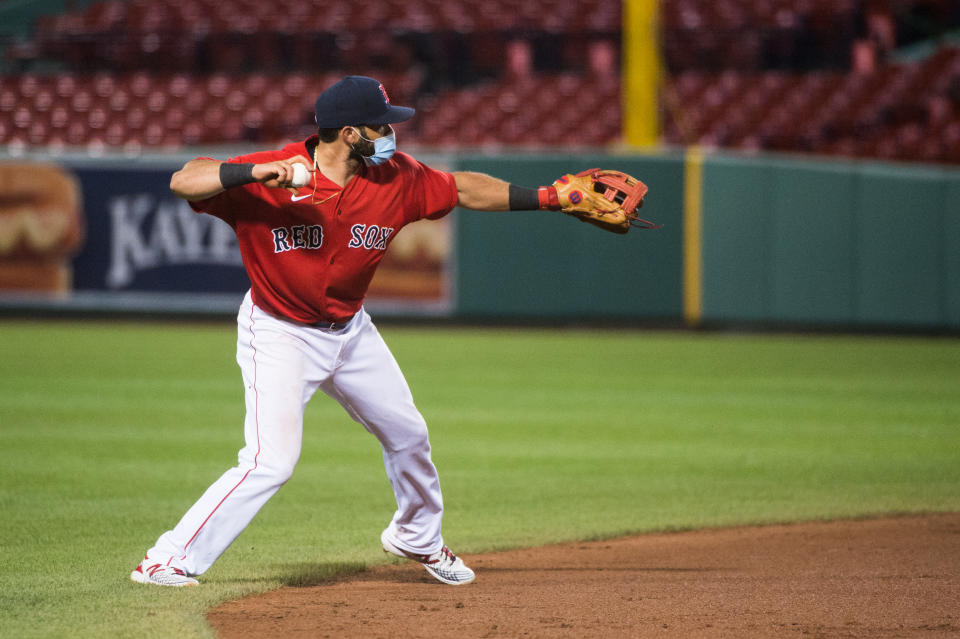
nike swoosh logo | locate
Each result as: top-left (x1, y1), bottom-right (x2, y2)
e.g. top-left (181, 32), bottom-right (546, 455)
top-left (291, 194), bottom-right (311, 202)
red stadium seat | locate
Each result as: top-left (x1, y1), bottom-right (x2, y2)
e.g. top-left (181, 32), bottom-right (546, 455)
top-left (4, 0), bottom-right (956, 163)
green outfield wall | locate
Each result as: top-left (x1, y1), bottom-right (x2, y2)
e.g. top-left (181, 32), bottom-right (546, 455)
top-left (453, 151), bottom-right (960, 330)
top-left (453, 153), bottom-right (686, 320)
top-left (2, 149), bottom-right (956, 330)
top-left (698, 154), bottom-right (960, 330)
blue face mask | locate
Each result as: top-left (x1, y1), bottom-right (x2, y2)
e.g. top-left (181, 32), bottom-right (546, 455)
top-left (351, 126), bottom-right (396, 166)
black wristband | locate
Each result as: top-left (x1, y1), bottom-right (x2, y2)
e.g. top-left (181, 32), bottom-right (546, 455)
top-left (508, 184), bottom-right (540, 211)
top-left (219, 162), bottom-right (256, 189)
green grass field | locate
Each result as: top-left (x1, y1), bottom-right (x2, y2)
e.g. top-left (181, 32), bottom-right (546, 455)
top-left (1, 320), bottom-right (959, 638)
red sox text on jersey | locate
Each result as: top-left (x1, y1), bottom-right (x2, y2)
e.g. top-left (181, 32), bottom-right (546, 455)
top-left (271, 223), bottom-right (394, 253)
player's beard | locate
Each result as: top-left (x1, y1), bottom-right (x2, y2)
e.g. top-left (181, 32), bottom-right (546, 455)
top-left (349, 138), bottom-right (375, 164)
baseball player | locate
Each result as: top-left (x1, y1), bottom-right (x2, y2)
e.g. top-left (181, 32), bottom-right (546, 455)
top-left (130, 75), bottom-right (649, 588)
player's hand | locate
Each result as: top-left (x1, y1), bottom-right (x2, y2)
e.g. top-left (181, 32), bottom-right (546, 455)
top-left (253, 155), bottom-right (314, 188)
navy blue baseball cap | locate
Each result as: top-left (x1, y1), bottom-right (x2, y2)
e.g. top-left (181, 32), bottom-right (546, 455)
top-left (314, 76), bottom-right (415, 128)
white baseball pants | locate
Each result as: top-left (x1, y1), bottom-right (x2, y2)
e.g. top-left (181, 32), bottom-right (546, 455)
top-left (145, 291), bottom-right (445, 576)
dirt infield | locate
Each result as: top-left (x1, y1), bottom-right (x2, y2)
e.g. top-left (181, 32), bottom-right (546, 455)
top-left (208, 513), bottom-right (960, 638)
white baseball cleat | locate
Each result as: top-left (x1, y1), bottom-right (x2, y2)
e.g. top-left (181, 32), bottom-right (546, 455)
top-left (130, 558), bottom-right (199, 587)
top-left (381, 530), bottom-right (475, 585)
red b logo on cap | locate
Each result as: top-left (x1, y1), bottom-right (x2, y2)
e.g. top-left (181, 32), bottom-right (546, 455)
top-left (379, 84), bottom-right (390, 103)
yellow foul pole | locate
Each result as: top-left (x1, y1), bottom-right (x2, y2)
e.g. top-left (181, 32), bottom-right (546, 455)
top-left (622, 0), bottom-right (661, 146)
top-left (682, 146), bottom-right (704, 326)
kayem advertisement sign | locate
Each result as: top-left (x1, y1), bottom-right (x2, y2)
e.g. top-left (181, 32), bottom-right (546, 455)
top-left (0, 160), bottom-right (453, 315)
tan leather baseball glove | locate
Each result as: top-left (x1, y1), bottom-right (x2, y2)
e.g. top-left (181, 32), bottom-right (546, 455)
top-left (549, 169), bottom-right (656, 234)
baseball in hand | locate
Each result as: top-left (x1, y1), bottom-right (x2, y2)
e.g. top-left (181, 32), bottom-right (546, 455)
top-left (290, 162), bottom-right (309, 187)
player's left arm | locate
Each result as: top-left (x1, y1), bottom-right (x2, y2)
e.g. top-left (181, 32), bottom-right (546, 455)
top-left (453, 168), bottom-right (655, 234)
top-left (452, 171), bottom-right (510, 211)
top-left (452, 171), bottom-right (553, 212)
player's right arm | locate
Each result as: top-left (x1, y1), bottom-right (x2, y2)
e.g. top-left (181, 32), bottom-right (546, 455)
top-left (170, 158), bottom-right (311, 201)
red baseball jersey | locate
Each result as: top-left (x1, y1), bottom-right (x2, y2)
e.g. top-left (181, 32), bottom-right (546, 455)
top-left (189, 137), bottom-right (459, 324)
